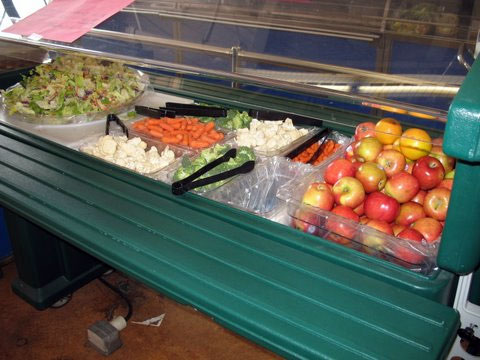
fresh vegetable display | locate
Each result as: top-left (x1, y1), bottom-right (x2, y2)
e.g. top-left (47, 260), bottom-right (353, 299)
top-left (2, 55), bottom-right (145, 119)
top-left (292, 117), bottom-right (455, 268)
top-left (199, 109), bottom-right (252, 130)
top-left (235, 118), bottom-right (309, 154)
top-left (131, 117), bottom-right (225, 149)
top-left (172, 144), bottom-right (256, 192)
top-left (80, 135), bottom-right (176, 174)
top-left (292, 139), bottom-right (341, 165)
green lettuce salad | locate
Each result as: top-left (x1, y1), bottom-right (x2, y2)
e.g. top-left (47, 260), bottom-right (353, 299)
top-left (2, 55), bottom-right (145, 119)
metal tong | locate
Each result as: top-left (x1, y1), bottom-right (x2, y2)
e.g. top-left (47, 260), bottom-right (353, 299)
top-left (135, 103), bottom-right (227, 119)
top-left (106, 114), bottom-right (129, 137)
top-left (171, 148), bottom-right (255, 195)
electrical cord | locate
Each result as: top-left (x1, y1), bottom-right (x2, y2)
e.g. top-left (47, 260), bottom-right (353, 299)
top-left (99, 277), bottom-right (133, 322)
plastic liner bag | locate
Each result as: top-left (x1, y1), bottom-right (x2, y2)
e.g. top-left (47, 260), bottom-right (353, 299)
top-left (205, 156), bottom-right (316, 218)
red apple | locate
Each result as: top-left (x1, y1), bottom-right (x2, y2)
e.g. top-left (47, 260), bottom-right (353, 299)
top-left (326, 205), bottom-right (359, 240)
top-left (395, 201), bottom-right (426, 226)
top-left (394, 228), bottom-right (425, 264)
top-left (392, 224), bottom-right (406, 236)
top-left (411, 190), bottom-right (427, 205)
top-left (363, 219), bottom-right (393, 251)
top-left (412, 156), bottom-right (445, 190)
top-left (429, 146), bottom-right (455, 174)
top-left (376, 149), bottom-right (406, 178)
top-left (344, 142), bottom-right (355, 161)
top-left (332, 177), bottom-right (365, 208)
top-left (424, 187), bottom-right (451, 221)
top-left (384, 171), bottom-right (420, 203)
top-left (324, 159), bottom-right (356, 185)
top-left (355, 122), bottom-right (376, 141)
top-left (302, 182), bottom-right (335, 210)
top-left (292, 207), bottom-right (319, 235)
top-left (353, 202), bottom-right (364, 216)
top-left (354, 137), bottom-right (383, 162)
top-left (351, 160), bottom-right (363, 172)
top-left (355, 162), bottom-right (387, 193)
top-left (438, 179), bottom-right (453, 191)
top-left (364, 191), bottom-right (400, 223)
top-left (404, 161), bottom-right (414, 174)
top-left (411, 217), bottom-right (443, 243)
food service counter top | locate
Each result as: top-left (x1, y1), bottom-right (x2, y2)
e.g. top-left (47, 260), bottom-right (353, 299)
top-left (0, 121), bottom-right (459, 359)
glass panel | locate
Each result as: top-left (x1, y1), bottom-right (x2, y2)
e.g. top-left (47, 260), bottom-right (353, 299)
top-left (0, 0), bottom-right (477, 126)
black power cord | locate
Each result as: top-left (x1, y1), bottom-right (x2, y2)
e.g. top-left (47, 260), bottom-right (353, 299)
top-left (99, 277), bottom-right (133, 322)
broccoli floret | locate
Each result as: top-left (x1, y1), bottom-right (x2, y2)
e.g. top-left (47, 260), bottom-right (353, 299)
top-left (173, 165), bottom-right (194, 182)
top-left (236, 146), bottom-right (255, 161)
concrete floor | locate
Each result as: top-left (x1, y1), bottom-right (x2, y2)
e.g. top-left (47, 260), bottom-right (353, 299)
top-left (0, 261), bottom-right (280, 360)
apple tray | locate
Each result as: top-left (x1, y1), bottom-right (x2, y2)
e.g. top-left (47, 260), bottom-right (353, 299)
top-left (276, 153), bottom-right (439, 275)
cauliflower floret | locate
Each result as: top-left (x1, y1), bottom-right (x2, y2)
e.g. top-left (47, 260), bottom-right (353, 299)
top-left (98, 135), bottom-right (117, 155)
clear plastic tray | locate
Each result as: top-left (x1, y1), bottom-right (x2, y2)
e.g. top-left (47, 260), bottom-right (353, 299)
top-left (234, 124), bottom-right (322, 157)
top-left (277, 138), bottom-right (440, 274)
top-left (77, 132), bottom-right (193, 176)
top-left (1, 70), bottom-right (148, 125)
top-left (126, 119), bottom-right (231, 154)
top-left (157, 145), bottom-right (255, 194)
top-left (288, 131), bottom-right (352, 167)
top-left (205, 156), bottom-right (316, 218)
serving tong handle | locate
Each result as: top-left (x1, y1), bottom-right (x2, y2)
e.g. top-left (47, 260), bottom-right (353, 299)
top-left (308, 129), bottom-right (332, 165)
top-left (171, 148), bottom-right (255, 195)
top-left (106, 114), bottom-right (129, 137)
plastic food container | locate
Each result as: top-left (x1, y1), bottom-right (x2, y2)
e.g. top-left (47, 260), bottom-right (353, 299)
top-left (127, 118), bottom-right (231, 154)
top-left (77, 132), bottom-right (193, 177)
top-left (287, 131), bottom-right (351, 167)
top-left (235, 125), bottom-right (323, 157)
top-left (205, 156), bottom-right (316, 218)
top-left (157, 145), bottom-right (255, 194)
top-left (277, 146), bottom-right (440, 274)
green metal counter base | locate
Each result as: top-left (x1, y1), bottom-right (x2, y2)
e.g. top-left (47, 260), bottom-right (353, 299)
top-left (0, 123), bottom-right (459, 360)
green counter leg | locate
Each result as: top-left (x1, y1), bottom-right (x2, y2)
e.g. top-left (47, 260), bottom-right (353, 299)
top-left (3, 209), bottom-right (109, 310)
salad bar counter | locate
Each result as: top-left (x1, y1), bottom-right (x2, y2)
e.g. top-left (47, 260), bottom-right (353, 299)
top-left (1, 0), bottom-right (480, 358)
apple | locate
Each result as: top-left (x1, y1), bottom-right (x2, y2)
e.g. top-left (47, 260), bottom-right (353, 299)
top-left (376, 149), bottom-right (406, 178)
top-left (332, 177), bottom-right (365, 208)
top-left (424, 187), bottom-right (451, 221)
top-left (302, 182), bottom-right (335, 211)
top-left (363, 219), bottom-right (393, 251)
top-left (394, 228), bottom-right (425, 264)
top-left (353, 202), bottom-right (364, 216)
top-left (432, 137), bottom-right (443, 146)
top-left (392, 224), bottom-right (406, 236)
top-left (359, 216), bottom-right (369, 225)
top-left (412, 156), bottom-right (445, 190)
top-left (355, 162), bottom-right (387, 193)
top-left (292, 207), bottom-right (319, 235)
top-left (445, 170), bottom-right (455, 179)
top-left (326, 205), bottom-right (359, 240)
top-left (438, 179), bottom-right (453, 190)
top-left (344, 142), bottom-right (356, 161)
top-left (395, 201), bottom-right (426, 226)
top-left (351, 160), bottom-right (363, 172)
top-left (404, 161), bottom-right (414, 174)
top-left (429, 146), bottom-right (455, 174)
top-left (411, 217), bottom-right (443, 243)
top-left (384, 172), bottom-right (420, 203)
top-left (355, 122), bottom-right (376, 141)
top-left (354, 137), bottom-right (383, 162)
top-left (324, 159), bottom-right (356, 185)
top-left (411, 190), bottom-right (427, 205)
top-left (364, 191), bottom-right (400, 223)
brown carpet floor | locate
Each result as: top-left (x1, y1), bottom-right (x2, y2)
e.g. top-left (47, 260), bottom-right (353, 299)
top-left (0, 261), bottom-right (280, 360)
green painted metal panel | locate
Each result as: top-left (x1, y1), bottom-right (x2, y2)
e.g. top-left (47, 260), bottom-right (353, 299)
top-left (0, 123), bottom-right (459, 359)
top-left (439, 57), bottom-right (480, 274)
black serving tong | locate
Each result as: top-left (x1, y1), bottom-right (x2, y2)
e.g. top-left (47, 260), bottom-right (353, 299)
top-left (248, 109), bottom-right (324, 127)
top-left (171, 148), bottom-right (255, 195)
top-left (286, 127), bottom-right (330, 160)
top-left (106, 114), bottom-right (129, 137)
top-left (135, 104), bottom-right (227, 119)
top-left (307, 129), bottom-right (332, 165)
